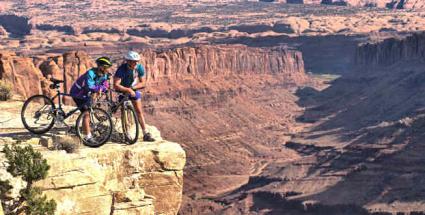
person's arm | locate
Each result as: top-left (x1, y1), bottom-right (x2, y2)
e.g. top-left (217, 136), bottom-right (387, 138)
top-left (83, 71), bottom-right (102, 100)
top-left (132, 76), bottom-right (144, 90)
top-left (131, 64), bottom-right (145, 90)
top-left (113, 77), bottom-right (136, 97)
top-left (85, 70), bottom-right (98, 92)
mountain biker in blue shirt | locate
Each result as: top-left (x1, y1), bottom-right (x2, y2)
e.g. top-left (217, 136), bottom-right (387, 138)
top-left (113, 51), bottom-right (155, 142)
top-left (70, 57), bottom-right (112, 144)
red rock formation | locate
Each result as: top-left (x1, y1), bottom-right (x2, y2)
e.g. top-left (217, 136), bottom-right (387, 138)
top-left (355, 32), bottom-right (425, 67)
top-left (0, 52), bottom-right (44, 98)
top-left (0, 45), bottom-right (307, 101)
top-left (60, 51), bottom-right (94, 103)
top-left (32, 51), bottom-right (94, 103)
top-left (140, 45), bottom-right (307, 85)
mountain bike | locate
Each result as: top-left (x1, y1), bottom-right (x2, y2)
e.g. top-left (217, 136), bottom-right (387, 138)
top-left (94, 87), bottom-right (142, 144)
top-left (21, 78), bottom-right (113, 147)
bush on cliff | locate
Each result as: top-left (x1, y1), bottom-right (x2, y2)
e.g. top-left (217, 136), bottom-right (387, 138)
top-left (0, 144), bottom-right (56, 215)
top-left (0, 80), bottom-right (12, 101)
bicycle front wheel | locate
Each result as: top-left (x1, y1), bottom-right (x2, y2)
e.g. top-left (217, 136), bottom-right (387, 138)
top-left (21, 95), bottom-right (55, 134)
top-left (76, 107), bottom-right (112, 147)
top-left (121, 105), bottom-right (139, 144)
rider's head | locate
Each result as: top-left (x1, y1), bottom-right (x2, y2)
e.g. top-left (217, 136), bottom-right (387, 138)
top-left (125, 51), bottom-right (140, 70)
top-left (96, 57), bottom-right (112, 73)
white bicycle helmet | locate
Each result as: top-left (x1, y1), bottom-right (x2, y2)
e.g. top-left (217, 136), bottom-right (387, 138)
top-left (125, 51), bottom-right (141, 61)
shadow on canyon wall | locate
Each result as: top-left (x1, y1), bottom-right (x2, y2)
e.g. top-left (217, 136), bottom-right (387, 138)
top-left (283, 60), bottom-right (425, 214)
top-left (212, 34), bottom-right (367, 74)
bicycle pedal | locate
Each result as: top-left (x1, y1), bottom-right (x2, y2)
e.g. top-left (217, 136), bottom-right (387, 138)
top-left (55, 121), bottom-right (66, 127)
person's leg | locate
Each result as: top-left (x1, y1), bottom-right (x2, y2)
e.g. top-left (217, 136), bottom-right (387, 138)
top-left (132, 99), bottom-right (147, 132)
top-left (74, 98), bottom-right (92, 138)
top-left (83, 111), bottom-right (91, 137)
top-left (131, 99), bottom-right (155, 141)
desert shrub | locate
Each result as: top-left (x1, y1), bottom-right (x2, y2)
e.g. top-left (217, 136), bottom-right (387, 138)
top-left (0, 80), bottom-right (12, 101)
top-left (0, 144), bottom-right (56, 215)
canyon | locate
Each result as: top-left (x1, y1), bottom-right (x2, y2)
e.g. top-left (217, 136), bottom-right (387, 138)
top-left (0, 44), bottom-right (310, 214)
top-left (204, 30), bottom-right (425, 214)
top-left (1, 0), bottom-right (425, 214)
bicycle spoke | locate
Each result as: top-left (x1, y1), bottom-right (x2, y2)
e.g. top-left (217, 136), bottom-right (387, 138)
top-left (121, 106), bottom-right (139, 144)
top-left (22, 95), bottom-right (55, 134)
top-left (76, 108), bottom-right (112, 147)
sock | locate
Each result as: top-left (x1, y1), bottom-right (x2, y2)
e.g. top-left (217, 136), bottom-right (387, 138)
top-left (87, 133), bottom-right (92, 139)
top-left (142, 130), bottom-right (148, 135)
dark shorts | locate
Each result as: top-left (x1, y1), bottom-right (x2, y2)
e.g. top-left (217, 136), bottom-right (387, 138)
top-left (73, 97), bottom-right (91, 111)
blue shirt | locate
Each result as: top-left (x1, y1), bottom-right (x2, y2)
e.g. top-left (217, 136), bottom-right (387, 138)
top-left (70, 68), bottom-right (109, 98)
top-left (114, 63), bottom-right (145, 88)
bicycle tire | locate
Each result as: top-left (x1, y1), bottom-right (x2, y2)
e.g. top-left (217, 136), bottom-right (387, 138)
top-left (76, 107), bottom-right (112, 147)
top-left (121, 104), bottom-right (139, 144)
top-left (21, 95), bottom-right (56, 134)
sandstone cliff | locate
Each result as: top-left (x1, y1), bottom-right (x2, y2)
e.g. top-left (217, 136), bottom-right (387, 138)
top-left (140, 45), bottom-right (306, 84)
top-left (0, 45), bottom-right (307, 101)
top-left (0, 52), bottom-right (45, 98)
top-left (0, 121), bottom-right (185, 215)
top-left (0, 51), bottom-right (94, 103)
top-left (355, 32), bottom-right (425, 67)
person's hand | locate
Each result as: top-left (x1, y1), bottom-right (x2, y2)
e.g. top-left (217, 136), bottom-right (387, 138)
top-left (129, 89), bottom-right (136, 97)
top-left (91, 92), bottom-right (101, 101)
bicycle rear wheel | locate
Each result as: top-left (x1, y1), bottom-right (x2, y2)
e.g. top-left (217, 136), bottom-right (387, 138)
top-left (76, 107), bottom-right (112, 147)
top-left (121, 104), bottom-right (139, 144)
top-left (21, 95), bottom-right (55, 134)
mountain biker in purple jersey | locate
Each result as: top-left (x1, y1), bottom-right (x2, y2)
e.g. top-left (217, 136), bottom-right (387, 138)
top-left (70, 57), bottom-right (112, 144)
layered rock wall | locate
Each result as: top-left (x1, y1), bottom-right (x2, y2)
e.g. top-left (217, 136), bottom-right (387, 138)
top-left (139, 45), bottom-right (306, 84)
top-left (0, 45), bottom-right (307, 100)
top-left (355, 32), bottom-right (425, 67)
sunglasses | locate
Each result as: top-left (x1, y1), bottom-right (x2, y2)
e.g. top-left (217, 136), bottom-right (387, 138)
top-left (127, 60), bottom-right (138, 65)
top-left (100, 65), bottom-right (111, 69)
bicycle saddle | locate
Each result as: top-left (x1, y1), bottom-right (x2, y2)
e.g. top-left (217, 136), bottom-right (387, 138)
top-left (50, 78), bottom-right (64, 84)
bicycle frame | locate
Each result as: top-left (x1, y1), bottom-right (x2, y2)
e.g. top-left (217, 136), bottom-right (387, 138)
top-left (50, 90), bottom-right (81, 120)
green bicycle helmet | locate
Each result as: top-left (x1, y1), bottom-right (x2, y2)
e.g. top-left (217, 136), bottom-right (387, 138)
top-left (96, 57), bottom-right (113, 67)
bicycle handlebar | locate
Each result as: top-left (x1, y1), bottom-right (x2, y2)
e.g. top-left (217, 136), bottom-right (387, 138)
top-left (131, 86), bottom-right (145, 91)
top-left (50, 78), bottom-right (64, 83)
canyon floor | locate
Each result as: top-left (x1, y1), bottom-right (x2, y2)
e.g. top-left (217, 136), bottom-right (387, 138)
top-left (2, 1), bottom-right (425, 215)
